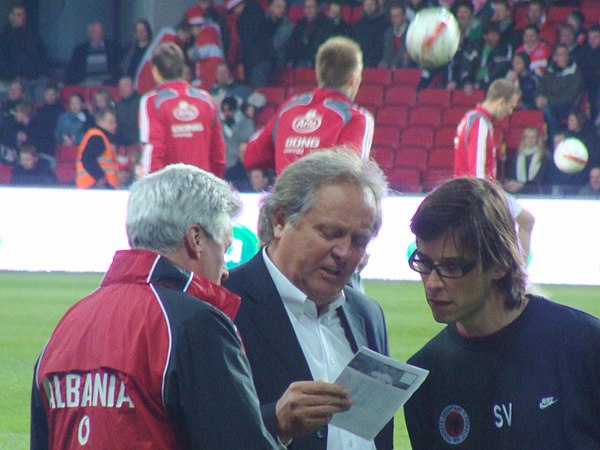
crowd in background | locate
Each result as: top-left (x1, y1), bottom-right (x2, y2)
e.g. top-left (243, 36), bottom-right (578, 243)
top-left (0, 0), bottom-right (598, 196)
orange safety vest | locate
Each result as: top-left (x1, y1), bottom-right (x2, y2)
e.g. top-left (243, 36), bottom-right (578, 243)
top-left (76, 128), bottom-right (119, 189)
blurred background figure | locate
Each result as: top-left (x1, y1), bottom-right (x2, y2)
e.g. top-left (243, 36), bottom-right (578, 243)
top-left (115, 76), bottom-right (141, 146)
top-left (10, 143), bottom-right (57, 186)
top-left (54, 93), bottom-right (93, 146)
top-left (504, 126), bottom-right (550, 195)
top-left (579, 166), bottom-right (600, 197)
top-left (66, 21), bottom-right (122, 86)
top-left (121, 19), bottom-right (153, 79)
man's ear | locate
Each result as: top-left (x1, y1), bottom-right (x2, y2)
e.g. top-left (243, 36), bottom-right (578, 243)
top-left (185, 224), bottom-right (204, 258)
top-left (272, 208), bottom-right (286, 239)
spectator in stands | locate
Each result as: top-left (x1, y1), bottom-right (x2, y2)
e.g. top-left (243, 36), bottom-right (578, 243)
top-left (54, 93), bottom-right (94, 146)
top-left (271, 0), bottom-right (294, 68)
top-left (139, 42), bottom-right (225, 177)
top-left (522, 0), bottom-right (546, 33)
top-left (473, 21), bottom-right (512, 90)
top-left (381, 2), bottom-right (411, 69)
top-left (224, 142), bottom-right (251, 191)
top-left (236, 0), bottom-right (280, 86)
top-left (535, 44), bottom-right (584, 144)
top-left (504, 126), bottom-right (550, 195)
top-left (185, 0), bottom-right (231, 59)
top-left (580, 25), bottom-right (600, 125)
top-left (579, 166), bottom-right (600, 197)
top-left (353, 0), bottom-right (387, 68)
top-left (76, 108), bottom-right (119, 189)
top-left (405, 0), bottom-right (433, 22)
top-left (10, 143), bottom-right (57, 186)
top-left (35, 84), bottom-right (64, 157)
top-left (248, 167), bottom-right (272, 192)
top-left (91, 87), bottom-right (115, 113)
top-left (421, 1), bottom-right (481, 91)
top-left (244, 36), bottom-right (373, 175)
top-left (175, 19), bottom-right (195, 74)
top-left (115, 76), bottom-right (141, 146)
top-left (557, 23), bottom-right (584, 65)
top-left (209, 62), bottom-right (266, 110)
top-left (505, 52), bottom-right (538, 110)
top-left (453, 0), bottom-right (482, 41)
top-left (286, 0), bottom-right (333, 67)
top-left (515, 25), bottom-right (549, 77)
top-left (566, 11), bottom-right (586, 47)
top-left (11, 101), bottom-right (55, 161)
top-left (121, 19), bottom-right (153, 79)
top-left (0, 4), bottom-right (48, 102)
top-left (186, 8), bottom-right (226, 89)
top-left (567, 109), bottom-right (599, 176)
top-left (489, 0), bottom-right (517, 48)
top-left (326, 0), bottom-right (352, 38)
top-left (66, 21), bottom-right (122, 86)
top-left (220, 96), bottom-right (255, 172)
top-left (0, 80), bottom-right (26, 147)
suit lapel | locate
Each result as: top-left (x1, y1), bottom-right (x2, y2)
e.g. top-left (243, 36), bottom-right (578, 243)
top-left (241, 252), bottom-right (313, 380)
top-left (339, 291), bottom-right (368, 353)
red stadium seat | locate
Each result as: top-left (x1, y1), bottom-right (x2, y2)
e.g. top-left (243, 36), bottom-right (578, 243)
top-left (434, 126), bottom-right (456, 147)
top-left (387, 166), bottom-right (422, 193)
top-left (289, 5), bottom-right (304, 23)
top-left (400, 126), bottom-right (434, 148)
top-left (350, 6), bottom-right (362, 24)
top-left (56, 145), bottom-right (79, 162)
top-left (428, 146), bottom-right (455, 169)
top-left (55, 161), bottom-right (76, 185)
top-left (510, 109), bottom-right (545, 129)
top-left (256, 86), bottom-right (287, 105)
top-left (422, 167), bottom-right (453, 191)
top-left (341, 5), bottom-right (353, 22)
top-left (373, 126), bottom-right (401, 149)
top-left (0, 164), bottom-right (13, 184)
top-left (546, 6), bottom-right (578, 25)
top-left (495, 116), bottom-right (510, 132)
top-left (294, 67), bottom-right (317, 84)
top-left (385, 85), bottom-right (417, 107)
top-left (442, 107), bottom-right (469, 127)
top-left (273, 67), bottom-right (294, 85)
top-left (540, 27), bottom-right (558, 48)
top-left (505, 126), bottom-right (526, 150)
top-left (392, 68), bottom-right (422, 86)
top-left (409, 106), bottom-right (442, 127)
top-left (582, 6), bottom-right (600, 27)
top-left (418, 89), bottom-right (451, 108)
top-left (375, 105), bottom-right (408, 127)
top-left (355, 84), bottom-right (384, 110)
top-left (59, 85), bottom-right (90, 107)
top-left (361, 68), bottom-right (392, 86)
top-left (452, 89), bottom-right (484, 106)
top-left (371, 145), bottom-right (395, 169)
top-left (394, 146), bottom-right (428, 170)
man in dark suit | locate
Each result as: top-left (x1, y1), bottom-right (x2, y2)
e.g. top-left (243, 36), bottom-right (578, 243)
top-left (224, 148), bottom-right (393, 450)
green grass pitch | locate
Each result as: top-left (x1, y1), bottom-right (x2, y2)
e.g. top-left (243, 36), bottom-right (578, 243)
top-left (1, 272), bottom-right (599, 449)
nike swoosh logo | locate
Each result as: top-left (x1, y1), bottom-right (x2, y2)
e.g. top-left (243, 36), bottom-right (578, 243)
top-left (539, 398), bottom-right (558, 409)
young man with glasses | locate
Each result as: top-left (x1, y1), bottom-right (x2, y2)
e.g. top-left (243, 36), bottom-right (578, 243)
top-left (404, 177), bottom-right (600, 449)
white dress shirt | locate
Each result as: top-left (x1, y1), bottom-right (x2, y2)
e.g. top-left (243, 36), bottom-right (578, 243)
top-left (263, 249), bottom-right (376, 450)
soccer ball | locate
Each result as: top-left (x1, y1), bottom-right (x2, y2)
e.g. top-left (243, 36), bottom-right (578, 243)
top-left (406, 8), bottom-right (460, 69)
top-left (554, 137), bottom-right (589, 174)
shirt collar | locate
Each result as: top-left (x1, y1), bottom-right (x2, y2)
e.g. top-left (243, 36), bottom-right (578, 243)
top-left (262, 247), bottom-right (345, 319)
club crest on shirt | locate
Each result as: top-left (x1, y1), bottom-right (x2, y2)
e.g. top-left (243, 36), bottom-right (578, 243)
top-left (292, 109), bottom-right (322, 134)
top-left (173, 101), bottom-right (199, 121)
top-left (439, 404), bottom-right (470, 445)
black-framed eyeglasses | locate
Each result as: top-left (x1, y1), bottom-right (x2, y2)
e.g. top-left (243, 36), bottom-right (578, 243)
top-left (408, 249), bottom-right (476, 279)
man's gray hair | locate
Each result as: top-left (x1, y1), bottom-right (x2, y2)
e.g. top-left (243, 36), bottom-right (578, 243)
top-left (126, 164), bottom-right (240, 254)
top-left (258, 147), bottom-right (388, 244)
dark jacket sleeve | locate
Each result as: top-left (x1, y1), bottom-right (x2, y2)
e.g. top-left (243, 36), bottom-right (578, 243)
top-left (66, 44), bottom-right (86, 85)
top-left (81, 135), bottom-right (107, 182)
top-left (164, 305), bottom-right (281, 449)
top-left (30, 360), bottom-right (49, 450)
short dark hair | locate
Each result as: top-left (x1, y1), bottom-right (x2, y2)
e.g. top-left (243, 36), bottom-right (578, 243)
top-left (222, 96), bottom-right (238, 111)
top-left (410, 177), bottom-right (527, 308)
top-left (522, 24), bottom-right (539, 36)
top-left (452, 0), bottom-right (474, 14)
top-left (152, 42), bottom-right (185, 80)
